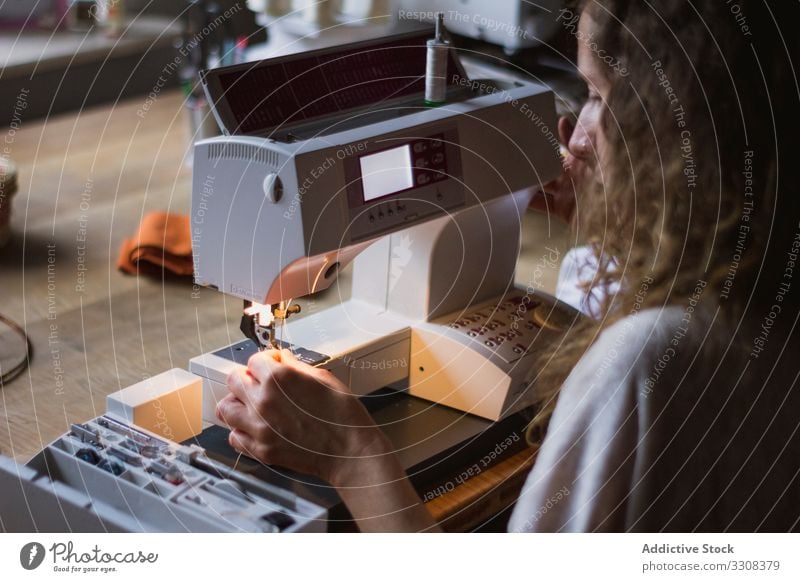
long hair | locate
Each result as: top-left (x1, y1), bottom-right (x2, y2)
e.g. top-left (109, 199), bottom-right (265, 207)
top-left (527, 0), bottom-right (800, 443)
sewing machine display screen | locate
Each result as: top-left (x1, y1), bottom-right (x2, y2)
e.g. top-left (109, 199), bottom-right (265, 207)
top-left (359, 145), bottom-right (414, 202)
top-left (344, 128), bottom-right (463, 240)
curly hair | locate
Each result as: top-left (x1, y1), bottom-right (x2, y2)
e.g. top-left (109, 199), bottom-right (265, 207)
top-left (527, 0), bottom-right (800, 443)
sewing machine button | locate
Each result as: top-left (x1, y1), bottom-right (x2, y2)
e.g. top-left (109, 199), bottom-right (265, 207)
top-left (413, 142), bottom-right (427, 153)
top-left (432, 152), bottom-right (444, 164)
top-left (369, 215), bottom-right (375, 223)
top-left (417, 174), bottom-right (431, 185)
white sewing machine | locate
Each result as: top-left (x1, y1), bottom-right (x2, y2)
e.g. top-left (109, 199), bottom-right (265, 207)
top-left (189, 30), bottom-right (578, 423)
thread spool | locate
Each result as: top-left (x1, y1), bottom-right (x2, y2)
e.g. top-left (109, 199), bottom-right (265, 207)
top-left (425, 13), bottom-right (449, 106)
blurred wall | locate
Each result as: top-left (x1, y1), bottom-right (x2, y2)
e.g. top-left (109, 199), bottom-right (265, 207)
top-left (0, 1), bottom-right (262, 126)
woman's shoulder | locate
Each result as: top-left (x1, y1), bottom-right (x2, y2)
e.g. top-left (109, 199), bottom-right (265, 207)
top-left (563, 305), bottom-right (715, 404)
top-left (594, 305), bottom-right (712, 361)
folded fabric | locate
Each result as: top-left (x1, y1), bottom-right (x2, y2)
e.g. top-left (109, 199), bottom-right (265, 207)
top-left (117, 212), bottom-right (193, 277)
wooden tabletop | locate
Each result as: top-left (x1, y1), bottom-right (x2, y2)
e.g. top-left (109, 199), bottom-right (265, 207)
top-left (0, 89), bottom-right (566, 530)
top-left (0, 89), bottom-right (246, 462)
top-left (426, 446), bottom-right (539, 532)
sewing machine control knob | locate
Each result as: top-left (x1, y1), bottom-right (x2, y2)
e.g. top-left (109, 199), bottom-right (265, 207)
top-left (262, 173), bottom-right (283, 203)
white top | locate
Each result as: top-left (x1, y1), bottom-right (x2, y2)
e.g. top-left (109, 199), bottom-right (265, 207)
top-left (555, 245), bottom-right (618, 317)
top-left (508, 306), bottom-right (800, 532)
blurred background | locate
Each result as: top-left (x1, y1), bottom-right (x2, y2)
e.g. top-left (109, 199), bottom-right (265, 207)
top-left (0, 0), bottom-right (582, 124)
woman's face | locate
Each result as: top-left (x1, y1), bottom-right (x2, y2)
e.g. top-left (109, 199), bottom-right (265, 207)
top-left (566, 11), bottom-right (612, 190)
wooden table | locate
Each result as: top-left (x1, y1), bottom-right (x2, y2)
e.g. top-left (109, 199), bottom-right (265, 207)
top-left (0, 89), bottom-right (566, 531)
top-left (425, 446), bottom-right (539, 531)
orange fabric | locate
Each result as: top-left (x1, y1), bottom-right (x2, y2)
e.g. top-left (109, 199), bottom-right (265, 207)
top-left (117, 212), bottom-right (193, 277)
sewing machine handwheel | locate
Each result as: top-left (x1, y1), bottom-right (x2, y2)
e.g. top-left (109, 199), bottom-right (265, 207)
top-left (263, 173), bottom-right (283, 203)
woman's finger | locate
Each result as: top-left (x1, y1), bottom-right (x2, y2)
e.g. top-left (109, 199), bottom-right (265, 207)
top-left (216, 394), bottom-right (249, 429)
top-left (278, 348), bottom-right (298, 366)
top-left (228, 428), bottom-right (264, 461)
top-left (247, 349), bottom-right (282, 383)
top-left (227, 367), bottom-right (260, 406)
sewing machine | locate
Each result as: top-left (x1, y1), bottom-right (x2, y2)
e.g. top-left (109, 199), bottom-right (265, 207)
top-left (189, 30), bottom-right (577, 424)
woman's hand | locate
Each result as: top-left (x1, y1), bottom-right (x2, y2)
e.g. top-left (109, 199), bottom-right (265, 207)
top-left (215, 349), bottom-right (439, 531)
top-left (216, 349), bottom-right (385, 487)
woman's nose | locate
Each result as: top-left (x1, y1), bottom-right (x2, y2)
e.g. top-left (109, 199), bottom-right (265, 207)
top-left (567, 120), bottom-right (594, 160)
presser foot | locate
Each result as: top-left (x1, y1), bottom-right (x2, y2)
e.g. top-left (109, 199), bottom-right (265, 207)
top-left (240, 300), bottom-right (301, 351)
top-left (239, 307), bottom-right (275, 351)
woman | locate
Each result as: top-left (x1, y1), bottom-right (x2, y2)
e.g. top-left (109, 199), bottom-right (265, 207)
top-left (216, 0), bottom-right (800, 532)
